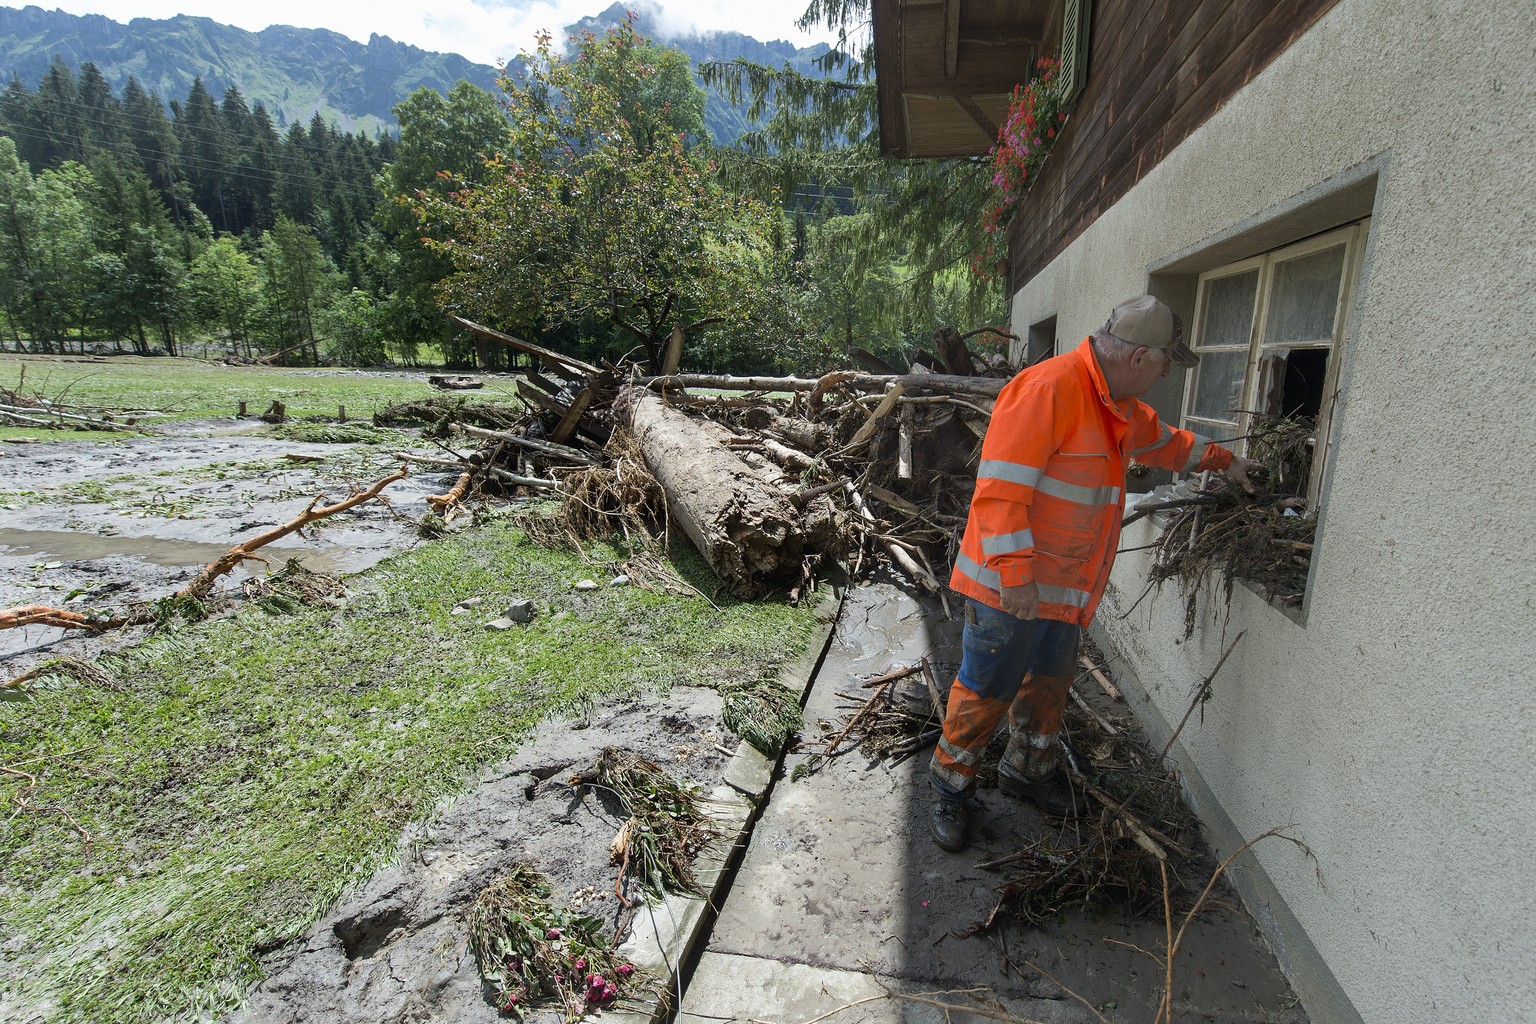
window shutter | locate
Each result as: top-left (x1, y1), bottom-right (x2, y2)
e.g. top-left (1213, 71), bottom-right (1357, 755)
top-left (1058, 0), bottom-right (1093, 108)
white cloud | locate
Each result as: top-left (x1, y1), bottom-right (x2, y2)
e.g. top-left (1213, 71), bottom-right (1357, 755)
top-left (40, 1), bottom-right (834, 66)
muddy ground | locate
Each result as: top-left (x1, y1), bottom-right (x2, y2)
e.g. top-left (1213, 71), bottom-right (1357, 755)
top-left (2, 419), bottom-right (1307, 1024)
top-left (0, 417), bottom-right (445, 673)
top-left (1, 415), bottom-right (761, 1022)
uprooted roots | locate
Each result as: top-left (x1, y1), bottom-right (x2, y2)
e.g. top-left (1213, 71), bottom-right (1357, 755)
top-left (569, 747), bottom-right (720, 905)
top-left (516, 430), bottom-right (666, 552)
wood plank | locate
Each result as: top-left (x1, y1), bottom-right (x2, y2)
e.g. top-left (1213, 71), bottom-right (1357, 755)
top-left (549, 381), bottom-right (601, 446)
top-left (944, 0), bottom-right (960, 78)
top-left (1009, 0), bottom-right (1343, 288)
top-left (449, 315), bottom-right (600, 377)
top-left (516, 380), bottom-right (570, 417)
top-left (874, 0), bottom-right (908, 155)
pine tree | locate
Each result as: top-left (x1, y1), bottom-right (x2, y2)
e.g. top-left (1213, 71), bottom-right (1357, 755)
top-left (702, 0), bottom-right (1003, 339)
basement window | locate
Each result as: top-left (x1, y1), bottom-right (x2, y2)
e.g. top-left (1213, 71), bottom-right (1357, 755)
top-left (1181, 220), bottom-right (1369, 503)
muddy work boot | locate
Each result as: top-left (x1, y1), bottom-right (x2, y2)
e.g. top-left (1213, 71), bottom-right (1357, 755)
top-left (998, 730), bottom-right (1089, 818)
top-left (997, 762), bottom-right (1089, 817)
top-left (928, 791), bottom-right (971, 852)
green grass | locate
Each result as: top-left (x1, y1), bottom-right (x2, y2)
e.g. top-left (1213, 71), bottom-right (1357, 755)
top-left (1, 355), bottom-right (444, 423)
top-left (0, 426), bottom-right (123, 442)
top-left (0, 523), bottom-right (818, 1023)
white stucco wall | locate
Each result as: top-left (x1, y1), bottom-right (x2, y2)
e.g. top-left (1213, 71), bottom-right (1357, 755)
top-left (1006, 2), bottom-right (1536, 1022)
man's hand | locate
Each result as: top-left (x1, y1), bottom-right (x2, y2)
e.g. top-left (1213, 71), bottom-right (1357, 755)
top-left (1000, 582), bottom-right (1039, 620)
top-left (1224, 456), bottom-right (1264, 494)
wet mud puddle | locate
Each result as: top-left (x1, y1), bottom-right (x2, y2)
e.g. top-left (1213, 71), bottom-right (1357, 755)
top-left (0, 426), bottom-right (446, 665)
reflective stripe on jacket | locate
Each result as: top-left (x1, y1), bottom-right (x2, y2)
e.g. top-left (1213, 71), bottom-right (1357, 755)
top-left (950, 338), bottom-right (1233, 626)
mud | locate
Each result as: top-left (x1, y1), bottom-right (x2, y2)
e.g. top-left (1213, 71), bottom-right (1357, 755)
top-left (0, 420), bottom-right (448, 670)
top-left (228, 688), bottom-right (731, 1024)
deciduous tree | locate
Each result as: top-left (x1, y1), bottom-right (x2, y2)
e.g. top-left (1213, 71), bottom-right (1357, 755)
top-left (418, 23), bottom-right (797, 371)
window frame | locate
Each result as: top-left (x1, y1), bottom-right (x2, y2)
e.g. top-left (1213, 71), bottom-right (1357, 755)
top-left (1181, 219), bottom-right (1370, 503)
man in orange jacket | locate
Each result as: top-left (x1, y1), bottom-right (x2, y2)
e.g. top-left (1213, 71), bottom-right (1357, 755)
top-left (929, 294), bottom-right (1261, 852)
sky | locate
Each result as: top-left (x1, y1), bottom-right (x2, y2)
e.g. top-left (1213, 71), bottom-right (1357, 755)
top-left (33, 1), bottom-right (837, 66)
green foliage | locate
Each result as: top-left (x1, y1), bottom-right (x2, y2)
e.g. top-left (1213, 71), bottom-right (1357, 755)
top-left (703, 0), bottom-right (1007, 338)
top-left (187, 236), bottom-right (260, 355)
top-left (273, 421), bottom-right (396, 445)
top-left (317, 289), bottom-right (389, 367)
top-left (0, 523), bottom-right (818, 1022)
top-left (254, 215), bottom-right (337, 361)
top-left (721, 679), bottom-right (804, 755)
top-left (373, 82), bottom-right (509, 367)
top-left (416, 22), bottom-right (802, 371)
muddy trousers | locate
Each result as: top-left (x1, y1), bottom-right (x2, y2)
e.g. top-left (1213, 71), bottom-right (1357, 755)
top-left (929, 599), bottom-right (1080, 798)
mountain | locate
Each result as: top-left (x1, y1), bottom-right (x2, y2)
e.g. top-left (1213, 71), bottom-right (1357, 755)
top-left (0, 5), bottom-right (498, 136)
top-left (572, 2), bottom-right (831, 143)
top-left (0, 4), bottom-right (829, 142)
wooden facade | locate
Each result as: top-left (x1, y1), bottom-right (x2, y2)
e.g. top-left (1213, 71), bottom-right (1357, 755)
top-left (1006, 0), bottom-right (1342, 289)
top-left (873, 0), bottom-right (1055, 158)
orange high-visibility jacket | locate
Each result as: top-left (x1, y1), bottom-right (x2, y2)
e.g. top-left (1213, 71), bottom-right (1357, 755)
top-left (950, 338), bottom-right (1233, 626)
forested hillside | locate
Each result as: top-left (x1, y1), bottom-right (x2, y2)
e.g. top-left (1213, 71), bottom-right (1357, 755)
top-left (0, 5), bottom-right (495, 137)
top-left (0, 4), bottom-right (829, 144)
top-left (0, 3), bottom-right (1006, 376)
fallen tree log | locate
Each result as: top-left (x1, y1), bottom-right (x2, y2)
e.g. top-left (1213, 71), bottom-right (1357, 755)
top-left (619, 390), bottom-right (804, 598)
top-left (449, 315), bottom-right (600, 379)
top-left (637, 371), bottom-right (1008, 399)
top-left (451, 423), bottom-right (598, 465)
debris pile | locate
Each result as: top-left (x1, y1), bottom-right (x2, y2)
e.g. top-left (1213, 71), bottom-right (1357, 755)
top-left (814, 646), bottom-right (1220, 927)
top-left (1, 371), bottom-right (153, 432)
top-left (465, 861), bottom-right (640, 1020)
top-left (568, 747), bottom-right (722, 906)
top-left (1128, 416), bottom-right (1319, 629)
top-left (388, 317), bottom-right (1016, 599)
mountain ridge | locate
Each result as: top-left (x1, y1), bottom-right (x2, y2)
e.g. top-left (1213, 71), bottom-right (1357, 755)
top-left (0, 3), bottom-right (828, 141)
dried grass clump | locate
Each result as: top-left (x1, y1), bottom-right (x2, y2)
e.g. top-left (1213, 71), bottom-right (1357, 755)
top-left (511, 430), bottom-right (666, 557)
top-left (570, 747), bottom-right (719, 904)
top-left (240, 558), bottom-right (348, 613)
top-left (721, 679), bottom-right (802, 755)
top-left (557, 430), bottom-right (666, 544)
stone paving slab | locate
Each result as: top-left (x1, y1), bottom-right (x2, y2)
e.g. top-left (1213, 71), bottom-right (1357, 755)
top-left (681, 582), bottom-right (1306, 1024)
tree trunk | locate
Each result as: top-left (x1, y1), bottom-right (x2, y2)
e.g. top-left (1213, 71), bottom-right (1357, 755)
top-left (619, 389), bottom-right (805, 599)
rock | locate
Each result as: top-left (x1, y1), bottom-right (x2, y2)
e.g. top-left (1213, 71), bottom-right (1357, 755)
top-left (450, 597), bottom-right (484, 616)
top-left (609, 575), bottom-right (631, 587)
top-left (574, 580), bottom-right (599, 591)
top-left (503, 599), bottom-right (536, 622)
top-left (484, 617), bottom-right (516, 631)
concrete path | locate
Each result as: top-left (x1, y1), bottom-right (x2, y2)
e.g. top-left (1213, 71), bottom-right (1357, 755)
top-left (677, 582), bottom-right (1306, 1024)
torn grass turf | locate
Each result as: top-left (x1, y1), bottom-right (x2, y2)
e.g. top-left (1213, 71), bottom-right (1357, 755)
top-left (0, 522), bottom-right (817, 1022)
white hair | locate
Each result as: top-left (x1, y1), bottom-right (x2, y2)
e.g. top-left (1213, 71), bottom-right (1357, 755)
top-left (1092, 326), bottom-right (1141, 363)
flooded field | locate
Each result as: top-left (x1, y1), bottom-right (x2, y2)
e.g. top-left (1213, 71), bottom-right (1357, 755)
top-left (0, 417), bottom-right (452, 667)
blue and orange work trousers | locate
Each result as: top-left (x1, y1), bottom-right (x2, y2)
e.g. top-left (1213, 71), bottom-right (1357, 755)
top-left (929, 598), bottom-right (1080, 798)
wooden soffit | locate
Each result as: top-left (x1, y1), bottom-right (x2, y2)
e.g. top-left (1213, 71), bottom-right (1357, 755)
top-left (874, 0), bottom-right (1056, 158)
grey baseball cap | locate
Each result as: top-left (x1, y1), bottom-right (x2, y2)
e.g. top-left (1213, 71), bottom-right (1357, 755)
top-left (1107, 294), bottom-right (1197, 367)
